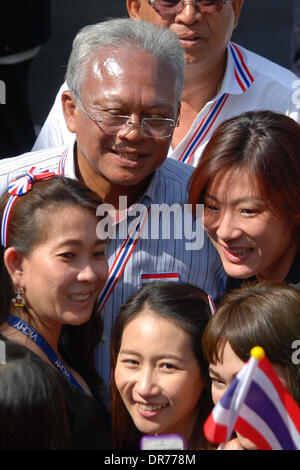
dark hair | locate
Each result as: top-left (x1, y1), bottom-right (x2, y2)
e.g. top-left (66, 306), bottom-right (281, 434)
top-left (202, 281), bottom-right (300, 405)
top-left (188, 110), bottom-right (300, 237)
top-left (110, 282), bottom-right (213, 450)
top-left (0, 176), bottom-right (105, 394)
top-left (0, 339), bottom-right (72, 449)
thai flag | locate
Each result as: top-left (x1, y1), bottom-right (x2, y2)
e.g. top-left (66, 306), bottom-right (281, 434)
top-left (204, 348), bottom-right (300, 450)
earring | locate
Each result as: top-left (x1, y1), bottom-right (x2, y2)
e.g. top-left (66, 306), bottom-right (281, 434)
top-left (12, 287), bottom-right (25, 308)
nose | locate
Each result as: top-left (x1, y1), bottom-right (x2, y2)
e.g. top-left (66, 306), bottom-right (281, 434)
top-left (214, 211), bottom-right (243, 242)
top-left (117, 117), bottom-right (145, 142)
top-left (134, 367), bottom-right (160, 397)
top-left (175, 1), bottom-right (199, 24)
top-left (77, 263), bottom-right (99, 283)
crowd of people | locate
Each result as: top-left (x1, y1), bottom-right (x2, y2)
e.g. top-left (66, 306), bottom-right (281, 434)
top-left (0, 1), bottom-right (299, 451)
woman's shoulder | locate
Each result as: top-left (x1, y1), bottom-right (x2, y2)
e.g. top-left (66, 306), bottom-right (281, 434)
top-left (47, 363), bottom-right (112, 449)
top-left (0, 335), bottom-right (112, 449)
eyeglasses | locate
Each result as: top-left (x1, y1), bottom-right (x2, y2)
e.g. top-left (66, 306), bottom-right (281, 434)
top-left (76, 96), bottom-right (179, 138)
top-left (147, 0), bottom-right (227, 18)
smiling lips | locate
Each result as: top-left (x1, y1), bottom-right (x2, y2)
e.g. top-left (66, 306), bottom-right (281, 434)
top-left (137, 402), bottom-right (169, 418)
top-left (112, 150), bottom-right (147, 165)
top-left (138, 403), bottom-right (169, 411)
top-left (69, 292), bottom-right (92, 301)
top-left (119, 152), bottom-right (143, 162)
top-left (222, 246), bottom-right (254, 262)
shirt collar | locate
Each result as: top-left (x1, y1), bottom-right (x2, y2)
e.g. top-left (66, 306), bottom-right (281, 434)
top-left (58, 142), bottom-right (77, 178)
top-left (218, 41), bottom-right (255, 97)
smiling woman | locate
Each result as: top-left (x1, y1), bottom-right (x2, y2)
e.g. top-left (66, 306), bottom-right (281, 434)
top-left (0, 173), bottom-right (111, 449)
top-left (188, 110), bottom-right (300, 292)
top-left (110, 281), bottom-right (213, 450)
top-left (202, 280), bottom-right (300, 450)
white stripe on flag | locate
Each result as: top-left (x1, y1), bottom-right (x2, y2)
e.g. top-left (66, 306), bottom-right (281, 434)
top-left (212, 356), bottom-right (259, 441)
top-left (239, 404), bottom-right (283, 450)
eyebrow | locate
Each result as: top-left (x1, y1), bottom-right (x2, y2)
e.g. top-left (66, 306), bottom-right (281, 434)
top-left (209, 366), bottom-right (239, 383)
top-left (205, 193), bottom-right (264, 205)
top-left (56, 239), bottom-right (107, 247)
top-left (90, 98), bottom-right (174, 111)
top-left (208, 366), bottom-right (222, 378)
top-left (119, 350), bottom-right (184, 362)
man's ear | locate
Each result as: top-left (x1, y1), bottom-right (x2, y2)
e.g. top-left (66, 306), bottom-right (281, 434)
top-left (126, 0), bottom-right (142, 19)
top-left (62, 90), bottom-right (78, 133)
top-left (4, 247), bottom-right (25, 287)
top-left (231, 0), bottom-right (244, 28)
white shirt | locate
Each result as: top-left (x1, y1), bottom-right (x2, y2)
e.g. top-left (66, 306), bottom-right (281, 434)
top-left (32, 42), bottom-right (300, 167)
top-left (0, 144), bottom-right (226, 390)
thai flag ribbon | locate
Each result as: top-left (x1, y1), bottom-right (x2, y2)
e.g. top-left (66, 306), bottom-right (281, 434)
top-left (204, 347), bottom-right (300, 450)
top-left (96, 206), bottom-right (150, 314)
top-left (178, 42), bottom-right (254, 165)
top-left (1, 167), bottom-right (56, 247)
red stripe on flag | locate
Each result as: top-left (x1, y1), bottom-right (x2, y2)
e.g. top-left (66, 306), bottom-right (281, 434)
top-left (236, 416), bottom-right (272, 450)
top-left (204, 412), bottom-right (228, 443)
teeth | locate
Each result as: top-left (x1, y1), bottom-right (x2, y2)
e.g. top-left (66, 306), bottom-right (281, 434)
top-left (139, 403), bottom-right (168, 411)
top-left (229, 248), bottom-right (252, 256)
top-left (121, 153), bottom-right (139, 161)
top-left (70, 294), bottom-right (90, 301)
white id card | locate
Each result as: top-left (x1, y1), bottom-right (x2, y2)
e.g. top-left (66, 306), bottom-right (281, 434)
top-left (140, 434), bottom-right (185, 450)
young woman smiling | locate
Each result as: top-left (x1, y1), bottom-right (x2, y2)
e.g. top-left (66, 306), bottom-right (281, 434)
top-left (188, 110), bottom-right (300, 293)
top-left (0, 172), bottom-right (111, 449)
top-left (202, 281), bottom-right (300, 450)
top-left (110, 282), bottom-right (213, 450)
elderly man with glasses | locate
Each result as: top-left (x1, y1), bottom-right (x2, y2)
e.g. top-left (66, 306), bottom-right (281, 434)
top-left (33, 0), bottom-right (300, 168)
top-left (0, 18), bottom-right (226, 394)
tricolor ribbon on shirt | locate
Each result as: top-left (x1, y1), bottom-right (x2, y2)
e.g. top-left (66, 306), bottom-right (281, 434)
top-left (96, 206), bottom-right (150, 314)
top-left (1, 167), bottom-right (56, 247)
top-left (58, 148), bottom-right (69, 176)
top-left (178, 43), bottom-right (254, 165)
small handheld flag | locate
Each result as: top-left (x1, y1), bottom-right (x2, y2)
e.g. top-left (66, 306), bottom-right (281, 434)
top-left (204, 347), bottom-right (300, 450)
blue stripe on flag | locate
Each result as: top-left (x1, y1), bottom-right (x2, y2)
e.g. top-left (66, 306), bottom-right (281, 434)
top-left (220, 376), bottom-right (239, 410)
top-left (245, 381), bottom-right (298, 450)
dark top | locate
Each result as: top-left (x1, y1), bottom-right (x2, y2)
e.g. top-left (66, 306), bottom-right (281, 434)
top-left (0, 334), bottom-right (112, 449)
top-left (56, 370), bottom-right (112, 450)
top-left (225, 250), bottom-right (300, 293)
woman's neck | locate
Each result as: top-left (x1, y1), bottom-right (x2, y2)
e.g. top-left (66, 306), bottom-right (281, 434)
top-left (5, 308), bottom-right (62, 356)
top-left (256, 242), bottom-right (298, 282)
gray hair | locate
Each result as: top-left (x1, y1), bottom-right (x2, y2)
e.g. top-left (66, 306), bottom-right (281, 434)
top-left (65, 18), bottom-right (185, 104)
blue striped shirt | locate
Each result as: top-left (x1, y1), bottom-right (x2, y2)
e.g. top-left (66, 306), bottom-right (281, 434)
top-left (0, 144), bottom-right (227, 391)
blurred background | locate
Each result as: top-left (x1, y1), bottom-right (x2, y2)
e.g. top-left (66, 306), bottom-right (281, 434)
top-left (14, 1), bottom-right (300, 133)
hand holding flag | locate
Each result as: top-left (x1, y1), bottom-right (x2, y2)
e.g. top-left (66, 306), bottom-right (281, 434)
top-left (204, 347), bottom-right (300, 450)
